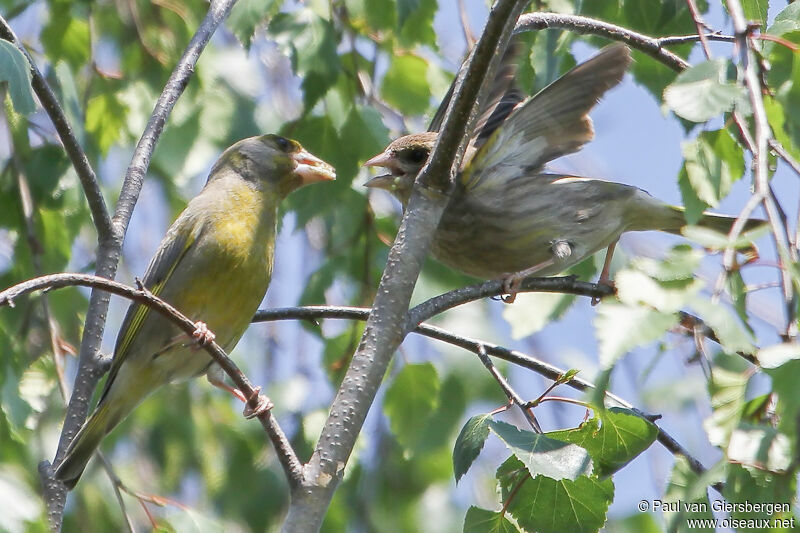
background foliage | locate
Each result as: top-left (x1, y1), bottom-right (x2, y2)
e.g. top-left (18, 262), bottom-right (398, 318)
top-left (0, 0), bottom-right (799, 531)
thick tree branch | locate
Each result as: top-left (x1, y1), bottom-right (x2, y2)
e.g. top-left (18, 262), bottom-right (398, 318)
top-left (284, 2), bottom-right (527, 531)
top-left (514, 12), bottom-right (689, 71)
top-left (0, 16), bottom-right (113, 242)
top-left (0, 273), bottom-right (303, 487)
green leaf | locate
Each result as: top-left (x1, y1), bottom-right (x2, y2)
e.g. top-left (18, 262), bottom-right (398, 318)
top-left (681, 224), bottom-right (767, 251)
top-left (630, 245), bottom-right (703, 281)
top-left (664, 59), bottom-right (742, 122)
top-left (463, 506), bottom-right (519, 533)
top-left (397, 0), bottom-right (418, 27)
top-left (727, 424), bottom-right (791, 473)
top-left (740, 0), bottom-right (768, 24)
top-left (0, 466), bottom-right (44, 531)
top-left (502, 292), bottom-right (574, 339)
top-left (677, 165), bottom-right (709, 225)
top-left (615, 269), bottom-right (702, 313)
top-left (381, 54), bottom-right (431, 115)
top-left (554, 368), bottom-right (580, 386)
top-left (269, 9), bottom-right (341, 108)
top-left (41, 7), bottom-right (90, 69)
top-left (53, 61), bottom-right (83, 143)
top-left (383, 362), bottom-right (440, 453)
top-left (681, 130), bottom-right (745, 209)
top-left (453, 414), bottom-right (491, 483)
top-left (663, 456), bottom-right (716, 532)
top-left (691, 298), bottom-right (755, 355)
top-left (338, 106), bottom-right (391, 179)
top-left (703, 355), bottom-right (749, 447)
top-left (398, 0), bottom-right (437, 48)
top-left (764, 96), bottom-right (800, 167)
top-left (489, 421), bottom-right (593, 481)
top-left (766, 2), bottom-right (800, 40)
top-left (1, 365), bottom-right (31, 431)
top-left (758, 342), bottom-right (800, 369)
top-left (594, 302), bottom-right (677, 368)
top-left (765, 359), bottom-right (800, 440)
top-left (547, 408), bottom-right (658, 477)
top-left (85, 90), bottom-right (128, 155)
top-left (724, 465), bottom-right (796, 525)
top-left (497, 457), bottom-right (613, 533)
top-left (0, 40), bottom-right (34, 115)
top-left (226, 0), bottom-right (280, 47)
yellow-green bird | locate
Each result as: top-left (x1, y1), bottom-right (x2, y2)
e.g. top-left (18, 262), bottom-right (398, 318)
top-left (365, 44), bottom-right (764, 301)
top-left (55, 134), bottom-right (335, 488)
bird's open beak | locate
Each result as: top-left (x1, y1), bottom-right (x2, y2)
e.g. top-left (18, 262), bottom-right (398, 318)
top-left (364, 151), bottom-right (397, 190)
top-left (364, 151), bottom-right (392, 168)
top-left (293, 149), bottom-right (336, 185)
top-left (364, 174), bottom-right (395, 189)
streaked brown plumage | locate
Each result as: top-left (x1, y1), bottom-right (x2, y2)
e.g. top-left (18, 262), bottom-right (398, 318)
top-left (365, 44), bottom-right (764, 300)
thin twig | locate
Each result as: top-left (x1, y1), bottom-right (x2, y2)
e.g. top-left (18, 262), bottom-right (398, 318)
top-left (475, 344), bottom-right (542, 432)
top-left (770, 139), bottom-right (800, 180)
top-left (685, 0), bottom-right (712, 58)
top-left (97, 455), bottom-right (137, 533)
top-left (657, 33), bottom-right (735, 45)
top-left (724, 0), bottom-right (796, 338)
top-left (456, 0), bottom-right (476, 47)
top-left (514, 12), bottom-right (689, 71)
top-left (0, 273), bottom-right (304, 488)
top-left (0, 16), bottom-right (113, 241)
top-left (251, 305), bottom-right (712, 476)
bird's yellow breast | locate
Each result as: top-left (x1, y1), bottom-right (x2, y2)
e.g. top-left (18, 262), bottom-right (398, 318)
top-left (167, 184), bottom-right (277, 350)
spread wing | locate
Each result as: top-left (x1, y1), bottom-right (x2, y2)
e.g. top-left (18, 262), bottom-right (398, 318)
top-left (461, 44), bottom-right (631, 193)
top-left (98, 215), bottom-right (200, 404)
top-left (428, 38), bottom-right (523, 152)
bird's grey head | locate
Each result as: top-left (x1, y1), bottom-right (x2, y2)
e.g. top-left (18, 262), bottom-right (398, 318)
top-left (208, 134), bottom-right (335, 197)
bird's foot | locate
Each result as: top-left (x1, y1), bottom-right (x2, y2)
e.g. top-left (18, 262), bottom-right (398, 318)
top-left (740, 244), bottom-right (760, 266)
top-left (243, 386), bottom-right (274, 419)
top-left (499, 256), bottom-right (560, 304)
top-left (501, 276), bottom-right (522, 304)
top-left (592, 278), bottom-right (616, 306)
top-left (192, 321), bottom-right (216, 346)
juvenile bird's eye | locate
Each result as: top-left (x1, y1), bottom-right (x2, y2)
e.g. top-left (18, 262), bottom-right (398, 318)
top-left (404, 147), bottom-right (428, 164)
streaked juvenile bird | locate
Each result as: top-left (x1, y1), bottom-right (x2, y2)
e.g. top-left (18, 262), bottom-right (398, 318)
top-left (365, 44), bottom-right (763, 302)
top-left (55, 134), bottom-right (335, 488)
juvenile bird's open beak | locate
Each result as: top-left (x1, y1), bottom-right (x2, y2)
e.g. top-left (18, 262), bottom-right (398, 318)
top-left (364, 151), bottom-right (397, 190)
top-left (364, 174), bottom-right (395, 189)
top-left (293, 149), bottom-right (336, 185)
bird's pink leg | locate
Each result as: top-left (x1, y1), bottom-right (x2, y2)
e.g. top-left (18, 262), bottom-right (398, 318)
top-left (592, 240), bottom-right (618, 306)
top-left (206, 366), bottom-right (273, 419)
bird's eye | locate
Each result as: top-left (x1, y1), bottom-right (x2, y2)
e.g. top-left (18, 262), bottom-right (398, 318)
top-left (274, 136), bottom-right (292, 152)
top-left (404, 148), bottom-right (428, 164)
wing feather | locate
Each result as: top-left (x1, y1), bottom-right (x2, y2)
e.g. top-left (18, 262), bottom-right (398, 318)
top-left (462, 44), bottom-right (631, 192)
top-left (98, 216), bottom-right (199, 404)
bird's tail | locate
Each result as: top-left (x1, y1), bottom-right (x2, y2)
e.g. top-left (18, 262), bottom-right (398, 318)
top-left (627, 195), bottom-right (766, 237)
top-left (54, 397), bottom-right (125, 489)
top-left (654, 205), bottom-right (766, 236)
